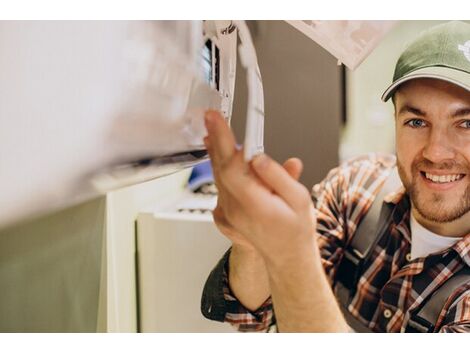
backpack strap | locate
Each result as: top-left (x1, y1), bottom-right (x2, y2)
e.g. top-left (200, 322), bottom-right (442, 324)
top-left (336, 166), bottom-right (401, 299)
top-left (406, 266), bottom-right (470, 333)
top-left (334, 166), bottom-right (401, 332)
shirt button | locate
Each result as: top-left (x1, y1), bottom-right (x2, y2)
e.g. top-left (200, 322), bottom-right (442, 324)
top-left (406, 253), bottom-right (412, 262)
top-left (383, 309), bottom-right (392, 319)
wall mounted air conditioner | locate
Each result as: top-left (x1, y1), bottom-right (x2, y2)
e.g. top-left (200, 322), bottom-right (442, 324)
top-left (0, 20), bottom-right (264, 227)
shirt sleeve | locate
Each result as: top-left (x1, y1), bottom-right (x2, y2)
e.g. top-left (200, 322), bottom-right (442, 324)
top-left (201, 247), bottom-right (275, 332)
top-left (311, 164), bottom-right (351, 282)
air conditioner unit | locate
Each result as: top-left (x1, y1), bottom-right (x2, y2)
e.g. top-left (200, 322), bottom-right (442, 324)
top-left (0, 20), bottom-right (264, 227)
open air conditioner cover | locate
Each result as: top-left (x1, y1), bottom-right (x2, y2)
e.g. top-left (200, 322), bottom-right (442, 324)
top-left (0, 21), bottom-right (237, 227)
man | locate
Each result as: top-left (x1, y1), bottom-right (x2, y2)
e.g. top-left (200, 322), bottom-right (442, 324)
top-left (201, 21), bottom-right (470, 332)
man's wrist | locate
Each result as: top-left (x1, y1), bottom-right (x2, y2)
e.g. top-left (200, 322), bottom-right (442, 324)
top-left (262, 238), bottom-right (321, 276)
top-left (231, 243), bottom-right (262, 260)
top-left (230, 244), bottom-right (266, 276)
top-left (262, 241), bottom-right (348, 332)
top-left (266, 250), bottom-right (320, 284)
top-left (228, 243), bottom-right (270, 312)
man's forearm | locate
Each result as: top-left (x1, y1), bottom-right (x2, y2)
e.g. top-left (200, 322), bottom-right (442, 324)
top-left (228, 245), bottom-right (270, 312)
top-left (266, 241), bottom-right (349, 332)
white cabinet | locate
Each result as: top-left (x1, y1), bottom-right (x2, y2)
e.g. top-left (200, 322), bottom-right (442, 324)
top-left (136, 192), bottom-right (235, 332)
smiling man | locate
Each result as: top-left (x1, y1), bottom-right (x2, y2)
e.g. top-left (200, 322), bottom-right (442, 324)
top-left (201, 21), bottom-right (470, 332)
top-left (395, 79), bottom-right (470, 235)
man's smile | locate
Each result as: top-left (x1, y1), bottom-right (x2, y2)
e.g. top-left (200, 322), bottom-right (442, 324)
top-left (419, 170), bottom-right (467, 191)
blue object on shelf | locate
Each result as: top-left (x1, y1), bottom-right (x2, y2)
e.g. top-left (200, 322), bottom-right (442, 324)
top-left (187, 160), bottom-right (214, 192)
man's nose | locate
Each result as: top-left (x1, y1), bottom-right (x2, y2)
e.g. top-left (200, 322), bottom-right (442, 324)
top-left (422, 128), bottom-right (456, 163)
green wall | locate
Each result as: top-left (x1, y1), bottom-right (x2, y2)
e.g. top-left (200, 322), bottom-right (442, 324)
top-left (0, 197), bottom-right (105, 332)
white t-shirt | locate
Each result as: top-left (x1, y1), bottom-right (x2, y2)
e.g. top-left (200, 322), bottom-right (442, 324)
top-left (410, 214), bottom-right (461, 260)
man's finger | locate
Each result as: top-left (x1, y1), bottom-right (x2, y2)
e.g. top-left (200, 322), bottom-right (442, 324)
top-left (204, 110), bottom-right (237, 164)
top-left (204, 134), bottom-right (245, 200)
top-left (283, 158), bottom-right (303, 181)
top-left (249, 157), bottom-right (302, 194)
top-left (250, 153), bottom-right (310, 210)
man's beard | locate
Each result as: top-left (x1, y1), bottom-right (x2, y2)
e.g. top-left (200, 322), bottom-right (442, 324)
top-left (397, 158), bottom-right (470, 223)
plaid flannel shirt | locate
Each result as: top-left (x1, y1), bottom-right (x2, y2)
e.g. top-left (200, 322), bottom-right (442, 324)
top-left (201, 153), bottom-right (470, 332)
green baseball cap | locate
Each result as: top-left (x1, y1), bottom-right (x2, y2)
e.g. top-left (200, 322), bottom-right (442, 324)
top-left (382, 21), bottom-right (470, 102)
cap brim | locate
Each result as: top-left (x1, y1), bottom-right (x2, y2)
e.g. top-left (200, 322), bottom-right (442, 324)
top-left (381, 66), bottom-right (470, 102)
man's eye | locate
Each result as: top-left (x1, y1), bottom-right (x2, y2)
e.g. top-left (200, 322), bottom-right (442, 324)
top-left (458, 120), bottom-right (470, 129)
top-left (405, 119), bottom-right (426, 128)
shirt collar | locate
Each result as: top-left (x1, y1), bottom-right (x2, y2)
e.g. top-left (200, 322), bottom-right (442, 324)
top-left (380, 186), bottom-right (412, 243)
top-left (384, 185), bottom-right (407, 205)
top-left (384, 186), bottom-right (470, 266)
top-left (453, 233), bottom-right (470, 267)
top-left (372, 163), bottom-right (470, 265)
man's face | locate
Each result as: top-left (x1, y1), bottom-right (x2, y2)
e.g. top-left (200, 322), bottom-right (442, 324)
top-left (395, 78), bottom-right (470, 225)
